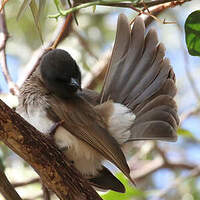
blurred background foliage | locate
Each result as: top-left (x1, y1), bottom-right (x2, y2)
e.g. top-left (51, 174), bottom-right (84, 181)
top-left (0, 0), bottom-right (200, 200)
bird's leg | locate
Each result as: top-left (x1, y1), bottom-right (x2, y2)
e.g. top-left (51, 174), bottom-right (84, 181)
top-left (46, 121), bottom-right (75, 165)
top-left (45, 120), bottom-right (64, 145)
top-left (47, 121), bottom-right (72, 154)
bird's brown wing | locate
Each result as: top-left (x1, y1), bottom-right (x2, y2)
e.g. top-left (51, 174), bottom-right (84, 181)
top-left (46, 94), bottom-right (133, 183)
top-left (89, 166), bottom-right (125, 193)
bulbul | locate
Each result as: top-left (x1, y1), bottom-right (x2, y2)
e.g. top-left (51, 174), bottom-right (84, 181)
top-left (16, 14), bottom-right (179, 193)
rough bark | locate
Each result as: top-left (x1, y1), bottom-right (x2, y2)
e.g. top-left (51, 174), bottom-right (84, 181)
top-left (0, 99), bottom-right (102, 200)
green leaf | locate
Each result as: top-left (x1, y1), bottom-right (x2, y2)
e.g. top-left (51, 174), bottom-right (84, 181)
top-left (17, 0), bottom-right (32, 20)
top-left (54, 0), bottom-right (66, 16)
top-left (30, 0), bottom-right (43, 43)
top-left (177, 128), bottom-right (195, 139)
top-left (101, 173), bottom-right (146, 200)
top-left (38, 0), bottom-right (46, 21)
top-left (185, 10), bottom-right (200, 56)
top-left (92, 5), bottom-right (96, 13)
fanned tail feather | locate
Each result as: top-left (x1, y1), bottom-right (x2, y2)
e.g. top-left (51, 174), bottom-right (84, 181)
top-left (100, 14), bottom-right (179, 142)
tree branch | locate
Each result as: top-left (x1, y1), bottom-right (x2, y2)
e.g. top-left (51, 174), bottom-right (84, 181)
top-left (0, 99), bottom-right (102, 200)
top-left (51, 0), bottom-right (191, 18)
top-left (180, 106), bottom-right (200, 123)
top-left (0, 0), bottom-right (8, 12)
top-left (82, 51), bottom-right (111, 89)
top-left (0, 166), bottom-right (22, 200)
top-left (72, 29), bottom-right (98, 60)
top-left (128, 142), bottom-right (197, 182)
top-left (154, 166), bottom-right (200, 199)
top-left (12, 177), bottom-right (40, 188)
top-left (0, 1), bottom-right (19, 95)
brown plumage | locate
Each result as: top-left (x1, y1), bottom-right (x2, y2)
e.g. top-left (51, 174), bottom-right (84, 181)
top-left (17, 14), bottom-right (179, 193)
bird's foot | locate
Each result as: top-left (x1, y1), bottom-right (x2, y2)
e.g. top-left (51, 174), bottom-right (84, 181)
top-left (45, 120), bottom-right (64, 144)
top-left (48, 120), bottom-right (64, 137)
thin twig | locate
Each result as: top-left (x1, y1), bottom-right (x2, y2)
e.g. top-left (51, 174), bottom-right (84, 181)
top-left (73, 29), bottom-right (98, 60)
top-left (136, 0), bottom-right (191, 7)
top-left (180, 106), bottom-right (200, 123)
top-left (50, 13), bottom-right (73, 50)
top-left (50, 0), bottom-right (191, 18)
top-left (0, 2), bottom-right (19, 95)
top-left (0, 0), bottom-right (8, 12)
top-left (82, 51), bottom-right (111, 89)
top-left (129, 141), bottom-right (197, 182)
top-left (131, 0), bottom-right (188, 25)
top-left (131, 155), bottom-right (197, 181)
top-left (154, 166), bottom-right (200, 199)
top-left (154, 143), bottom-right (169, 164)
top-left (12, 177), bottom-right (40, 188)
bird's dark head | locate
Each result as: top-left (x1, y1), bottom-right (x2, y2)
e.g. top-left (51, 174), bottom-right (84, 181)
top-left (40, 49), bottom-right (82, 99)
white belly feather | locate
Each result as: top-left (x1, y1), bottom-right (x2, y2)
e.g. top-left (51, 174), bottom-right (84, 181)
top-left (17, 102), bottom-right (135, 176)
top-left (108, 103), bottom-right (135, 144)
top-left (17, 106), bottom-right (102, 176)
top-left (108, 103), bottom-right (136, 153)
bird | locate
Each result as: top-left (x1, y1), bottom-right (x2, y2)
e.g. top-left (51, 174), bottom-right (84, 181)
top-left (16, 14), bottom-right (179, 193)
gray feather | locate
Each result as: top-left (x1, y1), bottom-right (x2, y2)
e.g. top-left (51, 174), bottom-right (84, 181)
top-left (137, 105), bottom-right (179, 126)
top-left (121, 43), bottom-right (166, 105)
top-left (127, 58), bottom-right (171, 109)
top-left (134, 95), bottom-right (177, 114)
top-left (119, 28), bottom-right (159, 101)
top-left (89, 166), bottom-right (125, 193)
top-left (135, 110), bottom-right (177, 128)
top-left (129, 121), bottom-right (177, 141)
top-left (98, 14), bottom-right (179, 142)
top-left (116, 16), bottom-right (145, 92)
top-left (101, 14), bottom-right (130, 102)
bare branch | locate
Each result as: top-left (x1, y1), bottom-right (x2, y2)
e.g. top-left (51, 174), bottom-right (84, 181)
top-left (50, 13), bottom-right (73, 50)
top-left (82, 51), bottom-right (111, 89)
top-left (0, 99), bottom-right (102, 200)
top-left (0, 0), bottom-right (8, 12)
top-left (154, 166), bottom-right (200, 199)
top-left (135, 0), bottom-right (191, 8)
top-left (12, 177), bottom-right (40, 188)
top-left (52, 0), bottom-right (191, 18)
top-left (73, 29), bottom-right (98, 60)
top-left (180, 106), bottom-right (200, 123)
top-left (131, 155), bottom-right (198, 182)
top-left (132, 156), bottom-right (164, 181)
top-left (0, 166), bottom-right (22, 200)
top-left (0, 2), bottom-right (19, 95)
top-left (129, 142), bottom-right (197, 182)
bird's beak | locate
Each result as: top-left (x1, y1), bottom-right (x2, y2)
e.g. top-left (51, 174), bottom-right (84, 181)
top-left (70, 78), bottom-right (82, 91)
